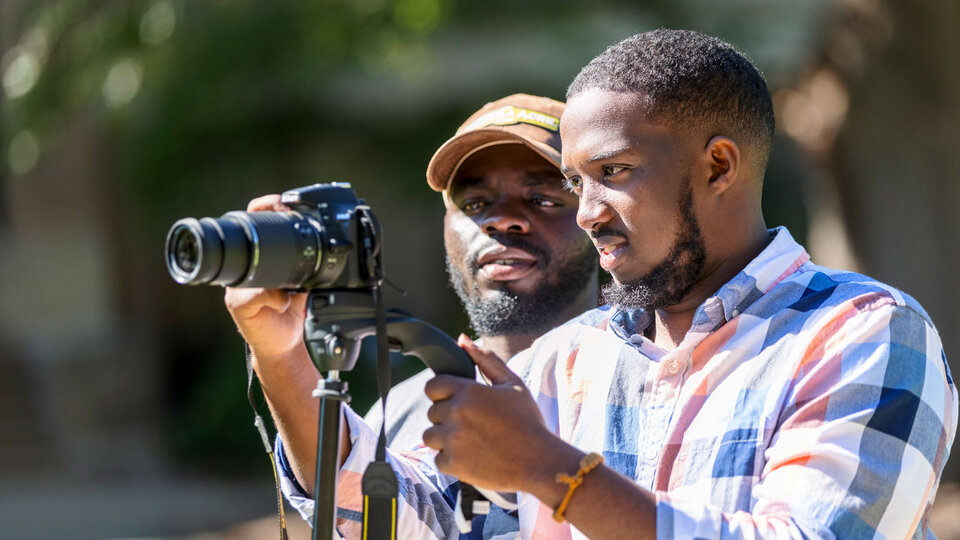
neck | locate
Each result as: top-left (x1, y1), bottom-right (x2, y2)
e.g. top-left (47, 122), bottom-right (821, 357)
top-left (649, 227), bottom-right (771, 351)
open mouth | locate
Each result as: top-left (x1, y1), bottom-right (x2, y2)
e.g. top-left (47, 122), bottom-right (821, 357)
top-left (594, 236), bottom-right (628, 271)
top-left (476, 247), bottom-right (538, 281)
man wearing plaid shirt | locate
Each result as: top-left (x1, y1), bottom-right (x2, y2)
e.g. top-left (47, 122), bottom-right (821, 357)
top-left (244, 29), bottom-right (957, 539)
top-left (419, 30), bottom-right (957, 539)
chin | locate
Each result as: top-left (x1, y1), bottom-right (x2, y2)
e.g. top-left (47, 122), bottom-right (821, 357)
top-left (609, 263), bottom-right (651, 285)
top-left (608, 272), bottom-right (632, 286)
top-left (482, 279), bottom-right (534, 297)
top-left (478, 280), bottom-right (515, 292)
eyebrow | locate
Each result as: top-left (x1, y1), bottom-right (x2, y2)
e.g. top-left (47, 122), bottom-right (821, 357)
top-left (561, 147), bottom-right (633, 176)
top-left (453, 169), bottom-right (563, 191)
top-left (451, 176), bottom-right (485, 191)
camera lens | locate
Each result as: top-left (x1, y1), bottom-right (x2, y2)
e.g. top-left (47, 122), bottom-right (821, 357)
top-left (165, 218), bottom-right (227, 285)
top-left (221, 211), bottom-right (322, 288)
top-left (165, 211), bottom-right (322, 288)
top-left (170, 226), bottom-right (199, 273)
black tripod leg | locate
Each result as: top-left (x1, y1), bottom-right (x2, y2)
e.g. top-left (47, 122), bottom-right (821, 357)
top-left (311, 382), bottom-right (345, 540)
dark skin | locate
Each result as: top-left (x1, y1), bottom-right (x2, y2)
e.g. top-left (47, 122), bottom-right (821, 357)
top-left (425, 88), bottom-right (771, 538)
top-left (223, 143), bottom-right (598, 496)
top-left (561, 89), bottom-right (769, 349)
top-left (444, 143), bottom-right (598, 359)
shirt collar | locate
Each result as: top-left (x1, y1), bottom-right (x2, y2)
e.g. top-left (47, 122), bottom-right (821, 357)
top-left (609, 227), bottom-right (810, 339)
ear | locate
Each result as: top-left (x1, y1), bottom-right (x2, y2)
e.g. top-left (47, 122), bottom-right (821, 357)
top-left (704, 136), bottom-right (740, 195)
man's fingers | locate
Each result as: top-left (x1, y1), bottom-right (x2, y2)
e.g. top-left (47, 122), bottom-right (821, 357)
top-left (246, 194), bottom-right (288, 212)
top-left (458, 334), bottom-right (520, 386)
top-left (433, 450), bottom-right (450, 474)
top-left (422, 425), bottom-right (446, 451)
top-left (289, 291), bottom-right (308, 315)
top-left (426, 400), bottom-right (453, 425)
top-left (225, 287), bottom-right (292, 318)
top-left (424, 374), bottom-right (469, 403)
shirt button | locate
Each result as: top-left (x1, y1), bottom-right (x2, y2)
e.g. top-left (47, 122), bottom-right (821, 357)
top-left (666, 361), bottom-right (680, 375)
top-left (645, 447), bottom-right (659, 461)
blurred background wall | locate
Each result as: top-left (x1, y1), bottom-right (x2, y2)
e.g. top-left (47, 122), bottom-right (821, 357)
top-left (2, 0), bottom-right (958, 538)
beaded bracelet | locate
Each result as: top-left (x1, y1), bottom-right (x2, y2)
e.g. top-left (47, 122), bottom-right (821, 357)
top-left (552, 452), bottom-right (604, 522)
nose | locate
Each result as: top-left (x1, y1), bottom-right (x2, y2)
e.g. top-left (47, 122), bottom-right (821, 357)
top-left (576, 181), bottom-right (612, 232)
top-left (481, 199), bottom-right (530, 234)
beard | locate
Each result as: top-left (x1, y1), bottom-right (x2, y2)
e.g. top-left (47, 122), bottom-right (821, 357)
top-left (600, 185), bottom-right (707, 311)
top-left (446, 235), bottom-right (597, 337)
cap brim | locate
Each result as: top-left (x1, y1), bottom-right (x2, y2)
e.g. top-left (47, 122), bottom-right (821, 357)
top-left (425, 128), bottom-right (561, 192)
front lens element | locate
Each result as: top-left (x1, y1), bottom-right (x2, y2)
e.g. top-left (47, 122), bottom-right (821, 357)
top-left (165, 211), bottom-right (320, 288)
top-left (170, 225), bottom-right (200, 274)
top-left (164, 218), bottom-right (225, 285)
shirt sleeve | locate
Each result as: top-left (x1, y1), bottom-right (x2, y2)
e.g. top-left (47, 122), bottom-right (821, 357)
top-left (275, 405), bottom-right (463, 539)
top-left (656, 300), bottom-right (958, 539)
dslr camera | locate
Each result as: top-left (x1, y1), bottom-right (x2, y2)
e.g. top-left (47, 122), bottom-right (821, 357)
top-left (165, 182), bottom-right (380, 290)
top-left (164, 181), bottom-right (486, 534)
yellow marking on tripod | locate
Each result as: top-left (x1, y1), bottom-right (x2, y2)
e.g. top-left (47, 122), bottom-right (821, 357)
top-left (361, 495), bottom-right (397, 540)
top-left (391, 497), bottom-right (397, 540)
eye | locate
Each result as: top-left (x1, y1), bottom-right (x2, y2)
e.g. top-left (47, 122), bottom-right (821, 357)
top-left (602, 165), bottom-right (625, 177)
top-left (460, 199), bottom-right (487, 213)
top-left (562, 177), bottom-right (582, 194)
top-left (530, 195), bottom-right (560, 208)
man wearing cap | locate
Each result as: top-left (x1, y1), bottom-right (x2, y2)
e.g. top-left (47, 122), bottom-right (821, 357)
top-left (223, 93), bottom-right (599, 536)
top-left (228, 30), bottom-right (956, 540)
top-left (224, 29), bottom-right (955, 540)
top-left (365, 94), bottom-right (598, 453)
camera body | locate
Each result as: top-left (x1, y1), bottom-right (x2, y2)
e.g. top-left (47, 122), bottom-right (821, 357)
top-left (165, 182), bottom-right (482, 532)
top-left (165, 182), bottom-right (380, 290)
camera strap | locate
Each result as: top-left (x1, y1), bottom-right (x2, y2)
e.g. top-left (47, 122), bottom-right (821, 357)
top-left (244, 342), bottom-right (290, 540)
top-left (360, 284), bottom-right (399, 540)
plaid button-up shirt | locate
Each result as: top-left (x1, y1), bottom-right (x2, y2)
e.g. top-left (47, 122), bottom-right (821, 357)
top-left (281, 227), bottom-right (957, 539)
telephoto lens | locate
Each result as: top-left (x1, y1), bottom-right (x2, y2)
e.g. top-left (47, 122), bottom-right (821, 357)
top-left (165, 211), bottom-right (322, 288)
top-left (165, 183), bottom-right (379, 291)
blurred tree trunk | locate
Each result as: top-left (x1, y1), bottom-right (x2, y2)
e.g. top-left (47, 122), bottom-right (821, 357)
top-left (794, 0), bottom-right (960, 478)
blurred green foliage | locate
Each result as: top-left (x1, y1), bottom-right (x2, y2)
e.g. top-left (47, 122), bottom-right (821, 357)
top-left (3, 0), bottom-right (824, 466)
top-left (6, 0), bottom-right (475, 465)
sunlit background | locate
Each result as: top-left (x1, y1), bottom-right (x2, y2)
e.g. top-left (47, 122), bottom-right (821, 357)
top-left (2, 0), bottom-right (958, 538)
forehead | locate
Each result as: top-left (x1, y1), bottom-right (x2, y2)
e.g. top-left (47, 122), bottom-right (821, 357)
top-left (449, 143), bottom-right (561, 192)
top-left (561, 90), bottom-right (649, 147)
top-left (564, 89), bottom-right (652, 127)
top-left (560, 89), bottom-right (684, 168)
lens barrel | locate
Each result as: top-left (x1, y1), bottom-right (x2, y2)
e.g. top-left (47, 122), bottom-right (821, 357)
top-left (164, 211), bottom-right (322, 288)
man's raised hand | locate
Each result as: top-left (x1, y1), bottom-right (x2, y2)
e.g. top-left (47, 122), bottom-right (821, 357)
top-left (423, 334), bottom-right (552, 492)
top-left (223, 195), bottom-right (309, 363)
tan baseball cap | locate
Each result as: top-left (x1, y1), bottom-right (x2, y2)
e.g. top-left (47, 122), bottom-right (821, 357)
top-left (426, 93), bottom-right (565, 192)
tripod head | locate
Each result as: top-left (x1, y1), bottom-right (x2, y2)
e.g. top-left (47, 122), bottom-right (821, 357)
top-left (304, 286), bottom-right (488, 539)
top-left (303, 289), bottom-right (475, 377)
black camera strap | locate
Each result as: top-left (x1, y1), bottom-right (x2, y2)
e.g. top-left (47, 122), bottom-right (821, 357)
top-left (244, 342), bottom-right (290, 540)
top-left (360, 277), bottom-right (399, 538)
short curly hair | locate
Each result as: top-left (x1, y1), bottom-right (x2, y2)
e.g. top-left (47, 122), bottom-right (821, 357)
top-left (567, 29), bottom-right (775, 172)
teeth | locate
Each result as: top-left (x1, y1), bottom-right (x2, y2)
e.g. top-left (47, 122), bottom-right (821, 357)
top-left (492, 259), bottom-right (521, 265)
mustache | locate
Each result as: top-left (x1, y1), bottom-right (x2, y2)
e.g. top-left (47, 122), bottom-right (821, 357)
top-left (466, 234), bottom-right (550, 273)
top-left (590, 225), bottom-right (628, 240)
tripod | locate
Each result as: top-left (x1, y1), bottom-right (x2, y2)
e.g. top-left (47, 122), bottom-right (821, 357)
top-left (303, 287), bottom-right (479, 539)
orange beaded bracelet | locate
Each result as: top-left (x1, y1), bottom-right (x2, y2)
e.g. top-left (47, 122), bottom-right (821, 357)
top-left (552, 452), bottom-right (604, 522)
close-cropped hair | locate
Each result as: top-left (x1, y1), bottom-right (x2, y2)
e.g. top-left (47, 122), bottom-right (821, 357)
top-left (568, 29), bottom-right (775, 171)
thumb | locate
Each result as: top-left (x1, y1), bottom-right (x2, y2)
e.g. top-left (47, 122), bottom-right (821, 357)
top-left (457, 334), bottom-right (520, 386)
